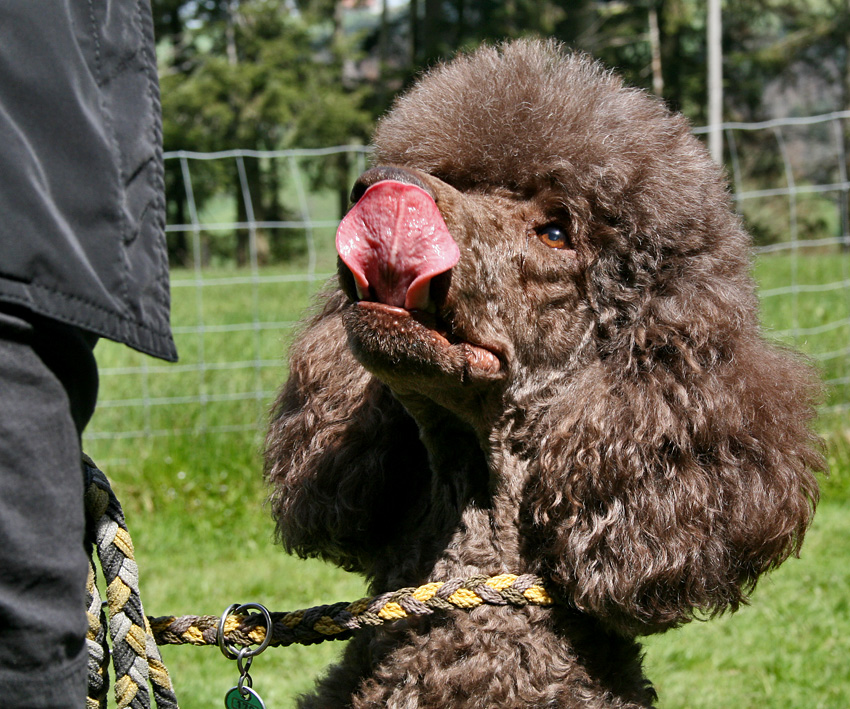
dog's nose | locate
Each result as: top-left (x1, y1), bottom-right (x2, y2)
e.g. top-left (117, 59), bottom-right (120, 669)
top-left (350, 166), bottom-right (435, 204)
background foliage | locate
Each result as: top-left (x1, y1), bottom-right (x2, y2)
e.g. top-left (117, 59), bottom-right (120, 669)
top-left (153, 0), bottom-right (850, 265)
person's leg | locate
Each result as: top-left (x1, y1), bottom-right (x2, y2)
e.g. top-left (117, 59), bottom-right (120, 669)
top-left (0, 307), bottom-right (98, 708)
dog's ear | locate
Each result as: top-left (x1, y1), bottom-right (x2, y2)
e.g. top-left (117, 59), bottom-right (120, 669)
top-left (523, 241), bottom-right (823, 637)
top-left (264, 289), bottom-right (430, 573)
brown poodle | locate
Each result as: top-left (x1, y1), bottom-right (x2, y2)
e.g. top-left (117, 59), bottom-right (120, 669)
top-left (265, 39), bottom-right (822, 707)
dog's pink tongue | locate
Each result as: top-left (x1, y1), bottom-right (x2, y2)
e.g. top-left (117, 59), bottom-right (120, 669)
top-left (336, 181), bottom-right (459, 310)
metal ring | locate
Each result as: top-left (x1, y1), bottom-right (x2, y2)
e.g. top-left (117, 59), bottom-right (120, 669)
top-left (236, 647), bottom-right (254, 677)
top-left (217, 602), bottom-right (273, 660)
top-left (237, 668), bottom-right (254, 693)
top-left (217, 603), bottom-right (241, 660)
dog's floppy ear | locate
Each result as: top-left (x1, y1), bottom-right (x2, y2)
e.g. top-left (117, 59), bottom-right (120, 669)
top-left (264, 288), bottom-right (430, 573)
top-left (523, 232), bottom-right (823, 637)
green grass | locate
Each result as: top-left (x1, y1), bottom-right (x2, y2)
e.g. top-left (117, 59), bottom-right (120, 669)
top-left (643, 502), bottom-right (850, 709)
top-left (755, 252), bottom-right (850, 412)
top-left (83, 251), bottom-right (850, 707)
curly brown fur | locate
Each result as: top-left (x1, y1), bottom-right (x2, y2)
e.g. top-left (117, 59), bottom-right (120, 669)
top-left (265, 40), bottom-right (822, 707)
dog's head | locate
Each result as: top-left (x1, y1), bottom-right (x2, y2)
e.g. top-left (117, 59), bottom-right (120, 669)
top-left (268, 40), bottom-right (822, 636)
top-left (338, 42), bottom-right (754, 425)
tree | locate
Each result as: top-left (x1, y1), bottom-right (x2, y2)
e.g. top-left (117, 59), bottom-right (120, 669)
top-left (152, 0), bottom-right (850, 260)
top-left (156, 0), bottom-right (370, 265)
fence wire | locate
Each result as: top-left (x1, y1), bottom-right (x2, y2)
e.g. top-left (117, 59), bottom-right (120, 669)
top-left (695, 111), bottom-right (850, 412)
top-left (84, 112), bottom-right (850, 449)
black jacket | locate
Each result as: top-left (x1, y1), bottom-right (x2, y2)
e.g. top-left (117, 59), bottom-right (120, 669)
top-left (0, 1), bottom-right (176, 361)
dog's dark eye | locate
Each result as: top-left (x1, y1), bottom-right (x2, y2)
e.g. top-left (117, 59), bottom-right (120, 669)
top-left (536, 224), bottom-right (570, 249)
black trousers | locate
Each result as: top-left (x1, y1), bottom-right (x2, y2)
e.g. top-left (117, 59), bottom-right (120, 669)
top-left (0, 306), bottom-right (98, 708)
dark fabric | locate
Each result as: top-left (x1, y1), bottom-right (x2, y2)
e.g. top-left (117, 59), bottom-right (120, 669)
top-left (0, 307), bottom-right (99, 708)
top-left (0, 0), bottom-right (176, 362)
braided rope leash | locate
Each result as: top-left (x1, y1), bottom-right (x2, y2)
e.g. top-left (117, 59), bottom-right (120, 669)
top-left (149, 573), bottom-right (554, 649)
top-left (84, 456), bottom-right (179, 709)
top-left (85, 560), bottom-right (109, 708)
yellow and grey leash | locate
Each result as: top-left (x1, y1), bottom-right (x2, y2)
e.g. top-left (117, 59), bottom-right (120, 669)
top-left (84, 456), bottom-right (178, 709)
top-left (84, 456), bottom-right (556, 707)
top-left (149, 573), bottom-right (554, 650)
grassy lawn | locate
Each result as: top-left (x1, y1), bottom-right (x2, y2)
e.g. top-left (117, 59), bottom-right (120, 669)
top-left (83, 251), bottom-right (850, 707)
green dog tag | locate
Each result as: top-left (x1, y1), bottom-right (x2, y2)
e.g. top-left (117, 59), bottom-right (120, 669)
top-left (224, 686), bottom-right (266, 709)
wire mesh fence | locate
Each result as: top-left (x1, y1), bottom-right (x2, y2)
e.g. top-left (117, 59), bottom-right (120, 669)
top-left (694, 111), bottom-right (850, 416)
top-left (83, 112), bottom-right (850, 455)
